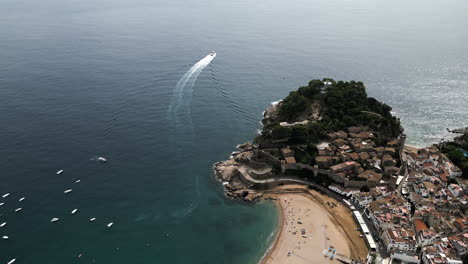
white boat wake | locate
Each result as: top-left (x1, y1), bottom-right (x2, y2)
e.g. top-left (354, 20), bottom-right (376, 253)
top-left (167, 52), bottom-right (215, 219)
top-left (167, 52), bottom-right (216, 126)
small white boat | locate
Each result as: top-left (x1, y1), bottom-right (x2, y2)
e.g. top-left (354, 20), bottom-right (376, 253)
top-left (75, 179), bottom-right (81, 183)
top-left (56, 169), bottom-right (64, 175)
top-left (19, 197), bottom-right (25, 202)
top-left (14, 208), bottom-right (22, 213)
top-left (64, 189), bottom-right (73, 194)
top-left (2, 235), bottom-right (8, 240)
top-left (71, 209), bottom-right (78, 214)
top-left (97, 157), bottom-right (107, 162)
top-left (7, 258), bottom-right (16, 264)
top-left (2, 193), bottom-right (10, 198)
top-left (0, 202), bottom-right (4, 206)
top-left (90, 218), bottom-right (96, 222)
top-left (0, 222), bottom-right (6, 227)
top-left (51, 218), bottom-right (59, 223)
top-left (107, 222), bottom-right (113, 228)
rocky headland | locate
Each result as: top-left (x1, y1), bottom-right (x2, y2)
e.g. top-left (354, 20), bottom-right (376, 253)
top-left (214, 78), bottom-right (468, 264)
top-left (214, 78), bottom-right (404, 202)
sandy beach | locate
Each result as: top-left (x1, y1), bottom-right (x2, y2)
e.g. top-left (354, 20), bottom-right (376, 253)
top-left (261, 185), bottom-right (369, 264)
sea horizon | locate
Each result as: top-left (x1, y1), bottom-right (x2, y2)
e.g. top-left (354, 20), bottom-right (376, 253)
top-left (1, 0), bottom-right (467, 263)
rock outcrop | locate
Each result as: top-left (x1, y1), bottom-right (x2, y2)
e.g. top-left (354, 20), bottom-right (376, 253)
top-left (262, 101), bottom-right (282, 125)
top-left (213, 143), bottom-right (265, 202)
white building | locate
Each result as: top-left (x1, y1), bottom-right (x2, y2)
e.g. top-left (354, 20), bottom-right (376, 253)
top-left (391, 250), bottom-right (420, 264)
top-left (445, 161), bottom-right (462, 178)
top-left (422, 253), bottom-right (463, 264)
top-left (328, 184), bottom-right (360, 197)
top-left (382, 227), bottom-right (417, 253)
top-left (351, 192), bottom-right (373, 207)
top-left (448, 184), bottom-right (464, 197)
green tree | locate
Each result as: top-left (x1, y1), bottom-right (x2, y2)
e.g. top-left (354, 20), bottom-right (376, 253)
top-left (448, 149), bottom-right (464, 164)
top-left (280, 91), bottom-right (309, 119)
top-left (291, 125), bottom-right (309, 143)
top-left (306, 143), bottom-right (318, 157)
top-left (298, 80), bottom-right (322, 99)
top-left (271, 126), bottom-right (291, 139)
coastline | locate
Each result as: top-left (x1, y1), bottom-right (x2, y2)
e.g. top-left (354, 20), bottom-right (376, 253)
top-left (257, 197), bottom-right (284, 264)
top-left (259, 185), bottom-right (369, 264)
top-left (213, 78), bottom-right (466, 264)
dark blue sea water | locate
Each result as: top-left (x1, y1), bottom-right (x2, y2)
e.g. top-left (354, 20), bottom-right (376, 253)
top-left (1, 0), bottom-right (467, 263)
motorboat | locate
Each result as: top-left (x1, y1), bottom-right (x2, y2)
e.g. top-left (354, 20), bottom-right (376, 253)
top-left (51, 218), bottom-right (59, 223)
top-left (19, 197), bottom-right (25, 202)
top-left (64, 189), bottom-right (73, 194)
top-left (0, 222), bottom-right (6, 227)
top-left (0, 202), bottom-right (4, 206)
top-left (7, 259), bottom-right (16, 264)
top-left (56, 169), bottom-right (64, 175)
top-left (14, 208), bottom-right (22, 213)
top-left (90, 218), bottom-right (96, 222)
top-left (77, 253), bottom-right (83, 258)
top-left (3, 235), bottom-right (9, 240)
top-left (71, 209), bottom-right (78, 214)
top-left (97, 157), bottom-right (107, 162)
top-left (107, 222), bottom-right (113, 228)
top-left (75, 179), bottom-right (81, 183)
top-left (2, 193), bottom-right (10, 198)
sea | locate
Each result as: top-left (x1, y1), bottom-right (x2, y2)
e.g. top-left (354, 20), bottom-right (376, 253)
top-left (0, 0), bottom-right (467, 263)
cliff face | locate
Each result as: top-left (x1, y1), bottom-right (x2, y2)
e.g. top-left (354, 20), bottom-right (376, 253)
top-left (262, 101), bottom-right (282, 126)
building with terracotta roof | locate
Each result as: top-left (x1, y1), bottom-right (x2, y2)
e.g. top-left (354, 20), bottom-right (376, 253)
top-left (415, 219), bottom-right (429, 233)
top-left (382, 227), bottom-right (417, 253)
top-left (357, 170), bottom-right (382, 183)
top-left (454, 218), bottom-right (468, 232)
top-left (284, 156), bottom-right (296, 164)
top-left (280, 147), bottom-right (294, 158)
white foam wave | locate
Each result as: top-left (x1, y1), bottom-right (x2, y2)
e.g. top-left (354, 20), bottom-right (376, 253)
top-left (271, 100), bottom-right (282, 106)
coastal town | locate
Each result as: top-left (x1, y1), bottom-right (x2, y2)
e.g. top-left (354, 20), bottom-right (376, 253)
top-left (214, 79), bottom-right (468, 264)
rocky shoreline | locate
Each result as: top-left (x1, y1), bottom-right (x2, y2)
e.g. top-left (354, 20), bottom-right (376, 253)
top-left (213, 142), bottom-right (264, 202)
top-left (213, 101), bottom-right (284, 202)
top-left (447, 126), bottom-right (468, 134)
top-left (213, 78), bottom-right (406, 203)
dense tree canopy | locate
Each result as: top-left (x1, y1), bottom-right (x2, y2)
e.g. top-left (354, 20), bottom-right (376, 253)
top-left (280, 91), bottom-right (309, 119)
top-left (260, 78), bottom-right (402, 145)
top-left (440, 131), bottom-right (468, 179)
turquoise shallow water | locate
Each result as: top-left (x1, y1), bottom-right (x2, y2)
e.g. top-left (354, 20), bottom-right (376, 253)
top-left (1, 0), bottom-right (467, 263)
